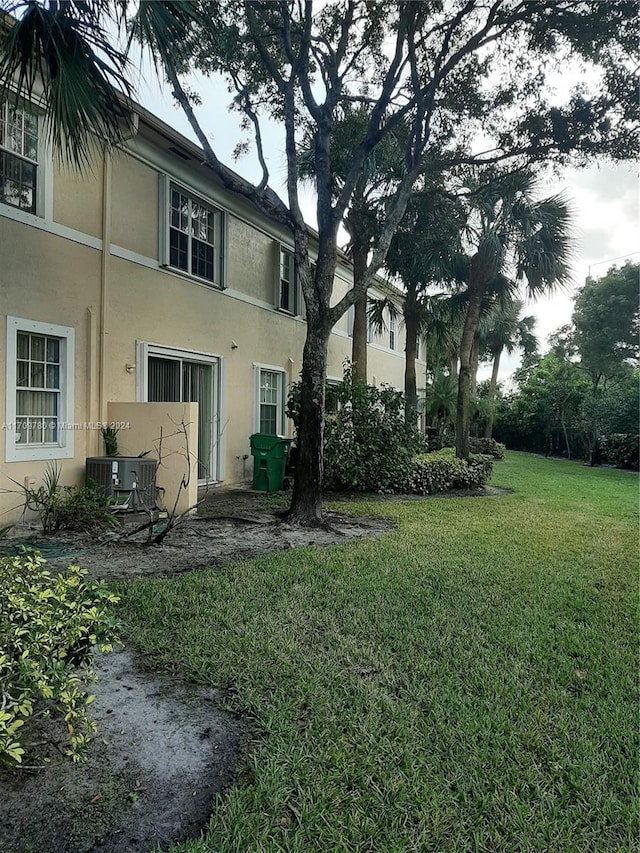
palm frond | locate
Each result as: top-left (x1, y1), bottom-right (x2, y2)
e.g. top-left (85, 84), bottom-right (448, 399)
top-left (367, 296), bottom-right (400, 334)
top-left (0, 3), bottom-right (133, 168)
top-left (129, 1), bottom-right (204, 76)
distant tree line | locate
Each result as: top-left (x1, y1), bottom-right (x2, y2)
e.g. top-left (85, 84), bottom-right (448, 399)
top-left (490, 262), bottom-right (639, 469)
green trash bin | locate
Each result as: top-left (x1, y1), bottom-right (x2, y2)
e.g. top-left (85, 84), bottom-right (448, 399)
top-left (249, 434), bottom-right (293, 492)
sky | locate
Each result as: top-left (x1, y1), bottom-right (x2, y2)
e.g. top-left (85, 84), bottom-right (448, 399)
top-left (135, 64), bottom-right (639, 384)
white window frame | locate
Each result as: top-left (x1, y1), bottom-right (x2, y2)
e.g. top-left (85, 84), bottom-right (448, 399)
top-left (159, 175), bottom-right (225, 288)
top-left (5, 316), bottom-right (74, 462)
top-left (254, 364), bottom-right (287, 436)
top-left (389, 314), bottom-right (397, 351)
top-left (0, 97), bottom-right (52, 222)
top-left (136, 341), bottom-right (225, 483)
top-left (275, 243), bottom-right (298, 314)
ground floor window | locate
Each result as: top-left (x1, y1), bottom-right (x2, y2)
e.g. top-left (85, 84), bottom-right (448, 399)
top-left (5, 317), bottom-right (74, 462)
top-left (257, 367), bottom-right (286, 435)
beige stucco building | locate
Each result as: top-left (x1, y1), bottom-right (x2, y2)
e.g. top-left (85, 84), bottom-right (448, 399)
top-left (0, 99), bottom-right (423, 522)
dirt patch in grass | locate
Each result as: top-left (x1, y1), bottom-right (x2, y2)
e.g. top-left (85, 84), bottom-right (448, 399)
top-left (0, 647), bottom-right (241, 853)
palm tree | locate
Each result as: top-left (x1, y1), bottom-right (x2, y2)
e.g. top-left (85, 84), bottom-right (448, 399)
top-left (455, 169), bottom-right (572, 458)
top-left (426, 369), bottom-right (457, 446)
top-left (384, 187), bottom-right (466, 420)
top-left (479, 298), bottom-right (537, 438)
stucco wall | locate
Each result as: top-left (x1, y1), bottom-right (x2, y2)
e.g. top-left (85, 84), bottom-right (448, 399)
top-left (53, 161), bottom-right (103, 240)
top-left (110, 152), bottom-right (159, 260)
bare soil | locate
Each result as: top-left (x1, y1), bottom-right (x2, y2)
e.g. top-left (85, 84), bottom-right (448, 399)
top-left (0, 487), bottom-right (394, 853)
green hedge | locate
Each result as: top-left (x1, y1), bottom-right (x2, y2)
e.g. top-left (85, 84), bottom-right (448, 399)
top-left (412, 449), bottom-right (494, 495)
top-left (0, 552), bottom-right (120, 765)
top-left (468, 437), bottom-right (506, 459)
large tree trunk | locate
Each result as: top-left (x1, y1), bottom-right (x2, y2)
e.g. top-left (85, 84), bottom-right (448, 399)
top-left (404, 298), bottom-right (419, 422)
top-left (448, 348), bottom-right (458, 381)
top-left (351, 245), bottom-right (369, 383)
top-left (286, 221), bottom-right (336, 525)
top-left (484, 346), bottom-right (502, 438)
top-left (288, 313), bottom-right (331, 525)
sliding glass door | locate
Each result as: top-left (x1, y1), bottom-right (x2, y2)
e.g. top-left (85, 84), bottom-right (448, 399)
top-left (148, 354), bottom-right (217, 482)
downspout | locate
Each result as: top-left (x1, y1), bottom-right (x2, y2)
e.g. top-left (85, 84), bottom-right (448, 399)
top-left (99, 154), bottom-right (112, 427)
top-left (97, 111), bottom-right (138, 432)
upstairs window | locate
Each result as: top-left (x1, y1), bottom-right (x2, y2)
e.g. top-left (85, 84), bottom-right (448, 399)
top-left (0, 101), bottom-right (38, 214)
top-left (278, 246), bottom-right (297, 313)
top-left (162, 180), bottom-right (224, 286)
top-left (389, 314), bottom-right (397, 351)
top-left (347, 305), bottom-right (355, 337)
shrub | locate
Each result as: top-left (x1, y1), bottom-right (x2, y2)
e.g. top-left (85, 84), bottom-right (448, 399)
top-left (468, 437), bottom-right (506, 459)
top-left (0, 552), bottom-right (120, 765)
top-left (600, 433), bottom-right (639, 471)
top-left (23, 464), bottom-right (118, 534)
top-left (412, 448), bottom-right (493, 495)
top-left (288, 366), bottom-right (426, 493)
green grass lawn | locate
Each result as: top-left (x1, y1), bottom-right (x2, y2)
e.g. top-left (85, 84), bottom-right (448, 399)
top-left (117, 453), bottom-right (639, 852)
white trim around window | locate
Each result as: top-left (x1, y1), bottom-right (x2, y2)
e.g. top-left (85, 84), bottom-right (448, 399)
top-left (253, 363), bottom-right (287, 436)
top-left (0, 97), bottom-right (53, 223)
top-left (5, 316), bottom-right (75, 462)
top-left (274, 242), bottom-right (298, 315)
top-left (159, 174), bottom-right (226, 288)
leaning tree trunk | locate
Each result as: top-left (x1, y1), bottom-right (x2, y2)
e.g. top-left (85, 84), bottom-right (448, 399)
top-left (484, 346), bottom-right (502, 438)
top-left (349, 236), bottom-right (369, 384)
top-left (404, 298), bottom-right (419, 422)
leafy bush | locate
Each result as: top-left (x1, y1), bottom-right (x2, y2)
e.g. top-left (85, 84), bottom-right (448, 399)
top-left (412, 449), bottom-right (493, 495)
top-left (0, 552), bottom-right (120, 765)
top-left (23, 464), bottom-right (118, 534)
top-left (600, 433), bottom-right (639, 471)
top-left (468, 437), bottom-right (506, 459)
top-left (288, 366), bottom-right (426, 493)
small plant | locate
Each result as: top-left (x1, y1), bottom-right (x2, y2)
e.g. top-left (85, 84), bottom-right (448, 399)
top-left (21, 463), bottom-right (118, 534)
top-left (101, 426), bottom-right (120, 457)
top-left (0, 551), bottom-right (120, 765)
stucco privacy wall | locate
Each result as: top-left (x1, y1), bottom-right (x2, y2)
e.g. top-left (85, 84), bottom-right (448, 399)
top-left (107, 402), bottom-right (198, 516)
